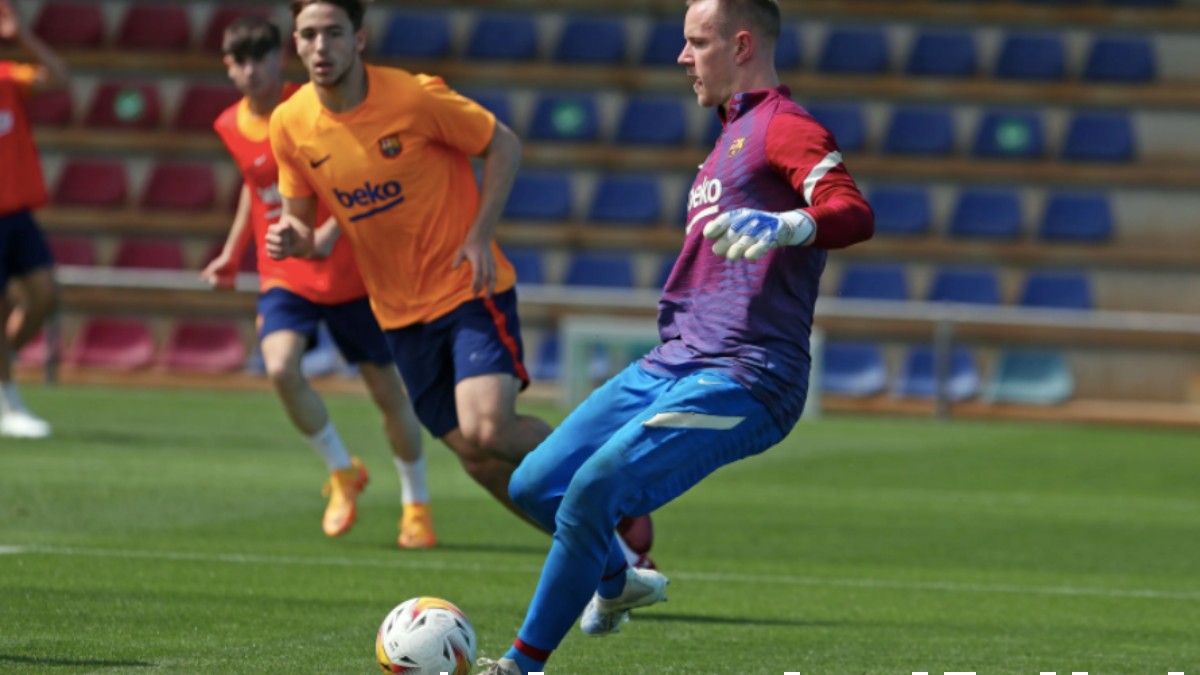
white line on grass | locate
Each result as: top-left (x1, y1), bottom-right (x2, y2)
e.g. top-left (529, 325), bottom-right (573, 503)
top-left (8, 544), bottom-right (1200, 602)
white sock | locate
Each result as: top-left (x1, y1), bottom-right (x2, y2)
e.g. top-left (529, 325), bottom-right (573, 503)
top-left (615, 531), bottom-right (640, 567)
top-left (1, 382), bottom-right (25, 413)
top-left (393, 455), bottom-right (429, 505)
top-left (306, 421), bottom-right (352, 472)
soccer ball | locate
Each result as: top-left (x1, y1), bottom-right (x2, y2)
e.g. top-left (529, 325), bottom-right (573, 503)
top-left (375, 597), bottom-right (477, 675)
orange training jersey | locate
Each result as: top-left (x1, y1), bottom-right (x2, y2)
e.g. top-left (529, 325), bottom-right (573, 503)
top-left (214, 83), bottom-right (366, 304)
top-left (269, 65), bottom-right (515, 329)
top-left (0, 61), bottom-right (48, 216)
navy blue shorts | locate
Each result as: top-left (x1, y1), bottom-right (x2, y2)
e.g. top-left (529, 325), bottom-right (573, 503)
top-left (257, 288), bottom-right (392, 365)
top-left (385, 288), bottom-right (529, 438)
top-left (0, 210), bottom-right (53, 287)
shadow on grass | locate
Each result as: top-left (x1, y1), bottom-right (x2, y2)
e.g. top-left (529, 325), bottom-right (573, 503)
top-left (0, 654), bottom-right (154, 668)
top-left (636, 612), bottom-right (846, 629)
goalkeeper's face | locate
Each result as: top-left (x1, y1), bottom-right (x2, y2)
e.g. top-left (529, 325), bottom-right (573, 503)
top-left (294, 2), bottom-right (365, 88)
top-left (678, 0), bottom-right (736, 109)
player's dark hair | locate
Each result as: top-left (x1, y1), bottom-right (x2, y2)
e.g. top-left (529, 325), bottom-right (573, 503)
top-left (692, 0), bottom-right (781, 42)
top-left (222, 16), bottom-right (282, 61)
top-left (290, 0), bottom-right (367, 31)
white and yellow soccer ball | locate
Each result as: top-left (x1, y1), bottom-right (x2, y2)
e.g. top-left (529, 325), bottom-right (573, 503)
top-left (375, 597), bottom-right (477, 675)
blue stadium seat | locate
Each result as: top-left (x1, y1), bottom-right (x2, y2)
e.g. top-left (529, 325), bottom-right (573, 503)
top-left (616, 96), bottom-right (687, 145)
top-left (564, 252), bottom-right (635, 288)
top-left (467, 13), bottom-right (538, 61)
top-left (656, 254), bottom-right (677, 287)
top-left (883, 106), bottom-right (955, 156)
top-left (702, 114), bottom-right (724, 147)
top-left (532, 334), bottom-right (612, 382)
top-left (867, 185), bottom-right (932, 236)
top-left (972, 109), bottom-right (1045, 159)
top-left (995, 32), bottom-right (1066, 80)
top-left (818, 26), bottom-right (889, 74)
top-left (949, 189), bottom-right (1022, 240)
top-left (984, 349), bottom-right (1075, 405)
top-left (838, 263), bottom-right (908, 301)
top-left (555, 16), bottom-right (626, 64)
top-left (906, 29), bottom-right (977, 78)
top-left (821, 341), bottom-right (888, 397)
top-left (1019, 271), bottom-right (1093, 309)
top-left (804, 103), bottom-right (866, 153)
top-left (588, 174), bottom-right (662, 225)
top-left (641, 20), bottom-right (683, 65)
top-left (894, 346), bottom-right (980, 401)
top-left (1062, 111), bottom-right (1135, 162)
top-left (505, 247), bottom-right (546, 285)
top-left (928, 267), bottom-right (1001, 305)
top-left (529, 94), bottom-right (600, 142)
top-left (504, 172), bottom-right (573, 221)
top-left (775, 24), bottom-right (802, 70)
top-left (1038, 192), bottom-right (1114, 242)
top-left (460, 89), bottom-right (514, 129)
top-left (1084, 36), bottom-right (1157, 82)
top-left (378, 11), bottom-right (451, 58)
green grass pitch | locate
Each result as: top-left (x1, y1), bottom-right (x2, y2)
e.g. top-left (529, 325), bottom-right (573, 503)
top-left (1, 384), bottom-right (1197, 674)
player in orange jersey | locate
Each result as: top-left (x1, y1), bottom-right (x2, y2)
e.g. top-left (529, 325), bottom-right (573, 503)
top-left (201, 17), bottom-right (435, 549)
top-left (0, 0), bottom-right (68, 439)
top-left (265, 0), bottom-right (655, 567)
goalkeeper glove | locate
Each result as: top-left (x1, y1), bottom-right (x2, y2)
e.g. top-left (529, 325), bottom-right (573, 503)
top-left (702, 207), bottom-right (817, 261)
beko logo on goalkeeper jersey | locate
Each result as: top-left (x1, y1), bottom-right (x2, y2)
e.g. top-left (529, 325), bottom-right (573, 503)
top-left (333, 180), bottom-right (405, 221)
top-left (689, 177), bottom-right (722, 210)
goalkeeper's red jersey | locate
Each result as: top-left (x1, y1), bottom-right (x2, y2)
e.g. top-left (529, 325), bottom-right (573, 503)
top-left (213, 83), bottom-right (367, 304)
top-left (0, 61), bottom-right (48, 216)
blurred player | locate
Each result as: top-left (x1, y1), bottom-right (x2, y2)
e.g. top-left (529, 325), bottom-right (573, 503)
top-left (201, 16), bottom-right (435, 548)
top-left (0, 0), bottom-right (68, 439)
top-left (265, 0), bottom-right (655, 566)
top-left (478, 0), bottom-right (875, 672)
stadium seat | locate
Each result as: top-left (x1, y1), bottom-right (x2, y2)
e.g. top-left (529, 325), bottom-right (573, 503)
top-left (616, 96), bottom-right (688, 146)
top-left (162, 320), bottom-right (247, 373)
top-left (1038, 192), bottom-right (1114, 242)
top-left (656, 254), bottom-right (677, 287)
top-left (202, 7), bottom-right (272, 52)
top-left (84, 82), bottom-right (162, 130)
top-left (927, 267), bottom-right (1001, 305)
top-left (949, 189), bottom-right (1022, 240)
top-left (53, 160), bottom-right (128, 208)
top-left (48, 235), bottom-right (97, 267)
top-left (641, 20), bottom-right (684, 65)
top-left (467, 13), bottom-right (538, 61)
top-left (1062, 111), bottom-right (1135, 162)
top-left (821, 341), bottom-right (888, 397)
top-left (1019, 271), bottom-right (1093, 309)
top-left (529, 94), bottom-right (600, 142)
top-left (867, 185), bottom-right (931, 236)
top-left (460, 89), bottom-right (514, 129)
top-left (995, 32), bottom-right (1066, 80)
top-left (33, 2), bottom-right (105, 48)
top-left (837, 263), bottom-right (908, 301)
top-left (25, 89), bottom-right (72, 127)
top-left (804, 103), bottom-right (866, 153)
top-left (505, 248), bottom-right (546, 285)
top-left (504, 172), bottom-right (573, 221)
top-left (818, 26), bottom-right (889, 74)
top-left (972, 109), bottom-right (1045, 159)
top-left (587, 174), bottom-right (662, 225)
top-left (564, 252), bottom-right (635, 288)
top-left (984, 348), bottom-right (1075, 405)
top-left (532, 334), bottom-right (612, 383)
top-left (775, 24), bottom-right (802, 70)
top-left (883, 106), bottom-right (956, 156)
top-left (378, 11), bottom-right (452, 58)
top-left (67, 317), bottom-right (156, 370)
top-left (113, 237), bottom-right (186, 270)
top-left (1084, 36), bottom-right (1156, 82)
top-left (555, 16), bottom-right (627, 64)
top-left (906, 29), bottom-right (977, 78)
top-left (116, 4), bottom-right (192, 52)
top-left (141, 162), bottom-right (217, 211)
top-left (17, 329), bottom-right (54, 368)
top-left (174, 85), bottom-right (242, 132)
top-left (894, 346), bottom-right (980, 401)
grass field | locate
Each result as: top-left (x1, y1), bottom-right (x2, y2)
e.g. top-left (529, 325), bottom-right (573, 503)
top-left (1, 383), bottom-right (1197, 674)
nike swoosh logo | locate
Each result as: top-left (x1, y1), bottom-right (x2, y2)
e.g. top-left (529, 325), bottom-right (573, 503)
top-left (697, 377), bottom-right (722, 386)
top-left (309, 154), bottom-right (331, 169)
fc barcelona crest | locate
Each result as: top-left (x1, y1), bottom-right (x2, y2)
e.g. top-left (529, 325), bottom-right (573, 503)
top-left (728, 136), bottom-right (746, 157)
top-left (379, 134), bottom-right (403, 158)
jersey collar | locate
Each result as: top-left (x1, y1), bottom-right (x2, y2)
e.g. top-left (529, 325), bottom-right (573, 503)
top-left (719, 85), bottom-right (791, 125)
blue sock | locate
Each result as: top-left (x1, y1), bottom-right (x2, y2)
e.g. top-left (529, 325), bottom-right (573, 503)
top-left (503, 640), bottom-right (548, 674)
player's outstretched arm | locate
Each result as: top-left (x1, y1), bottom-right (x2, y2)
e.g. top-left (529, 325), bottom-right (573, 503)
top-left (0, 0), bottom-right (69, 91)
top-left (454, 120), bottom-right (521, 296)
top-left (266, 195), bottom-right (318, 260)
top-left (201, 185), bottom-right (254, 289)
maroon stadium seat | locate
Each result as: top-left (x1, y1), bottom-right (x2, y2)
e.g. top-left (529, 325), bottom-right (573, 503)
top-left (112, 237), bottom-right (185, 270)
top-left (203, 7), bottom-right (272, 52)
top-left (53, 160), bottom-right (128, 208)
top-left (48, 235), bottom-right (98, 267)
top-left (141, 162), bottom-right (217, 211)
top-left (173, 84), bottom-right (242, 132)
top-left (33, 2), bottom-right (105, 48)
top-left (161, 320), bottom-right (247, 373)
top-left (67, 318), bottom-right (156, 370)
top-left (26, 89), bottom-right (73, 127)
top-left (84, 82), bottom-right (162, 130)
top-left (116, 3), bottom-right (192, 52)
top-left (17, 329), bottom-right (51, 368)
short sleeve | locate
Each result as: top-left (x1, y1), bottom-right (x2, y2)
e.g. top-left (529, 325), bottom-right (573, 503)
top-left (268, 107), bottom-right (314, 199)
top-left (414, 75), bottom-right (497, 156)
